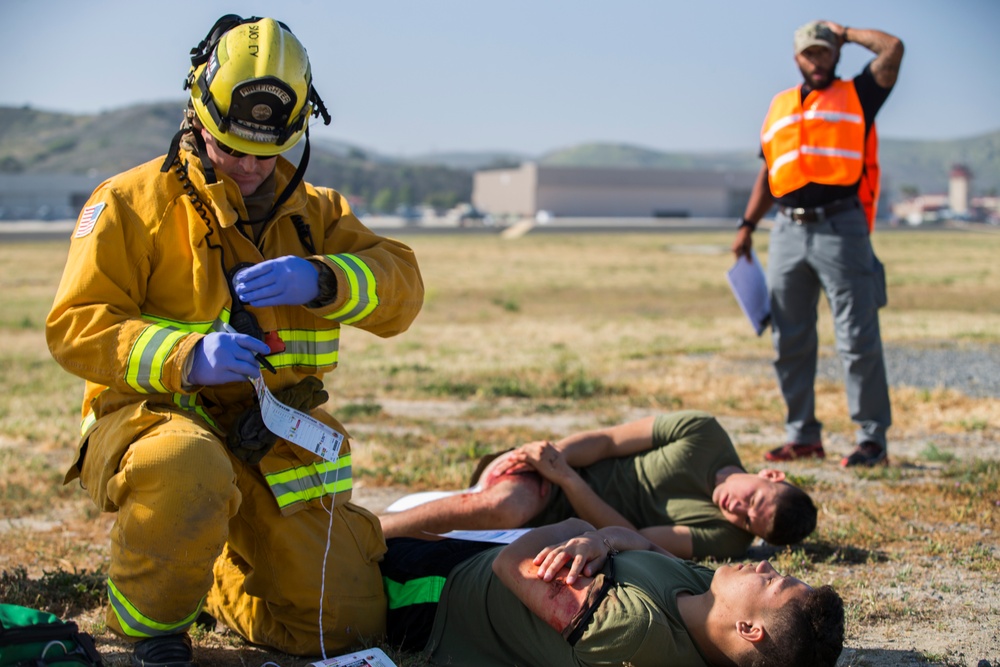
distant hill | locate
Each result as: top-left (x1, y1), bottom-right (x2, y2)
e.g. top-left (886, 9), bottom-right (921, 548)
top-left (539, 136), bottom-right (1000, 197)
top-left (1, 104), bottom-right (997, 200)
top-left (539, 143), bottom-right (761, 173)
top-left (0, 103), bottom-right (474, 208)
top-left (879, 132), bottom-right (1000, 196)
top-left (0, 102), bottom-right (185, 175)
top-left (403, 151), bottom-right (530, 171)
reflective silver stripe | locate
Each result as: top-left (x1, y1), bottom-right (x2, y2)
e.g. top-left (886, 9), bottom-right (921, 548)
top-left (125, 315), bottom-right (223, 394)
top-left (802, 109), bottom-right (863, 125)
top-left (107, 577), bottom-right (201, 638)
top-left (266, 456), bottom-right (353, 509)
top-left (769, 149), bottom-right (800, 178)
top-left (800, 145), bottom-right (862, 160)
top-left (269, 464), bottom-right (353, 505)
top-left (327, 254), bottom-right (379, 324)
top-left (209, 315), bottom-right (230, 333)
top-left (125, 325), bottom-right (187, 394)
top-left (761, 113), bottom-right (802, 143)
top-left (173, 393), bottom-right (219, 430)
top-left (267, 328), bottom-right (340, 369)
top-left (769, 146), bottom-right (861, 181)
top-left (142, 313), bottom-right (214, 334)
top-left (762, 110), bottom-right (862, 145)
top-left (80, 411), bottom-right (97, 436)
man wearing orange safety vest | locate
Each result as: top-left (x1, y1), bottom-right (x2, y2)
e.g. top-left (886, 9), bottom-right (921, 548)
top-left (731, 21), bottom-right (904, 468)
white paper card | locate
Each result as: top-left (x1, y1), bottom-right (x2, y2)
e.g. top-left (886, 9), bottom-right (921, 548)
top-left (308, 647), bottom-right (398, 667)
top-left (251, 375), bottom-right (343, 463)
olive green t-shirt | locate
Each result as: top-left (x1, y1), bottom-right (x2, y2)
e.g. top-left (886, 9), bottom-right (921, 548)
top-left (424, 547), bottom-right (713, 667)
top-left (527, 410), bottom-right (753, 558)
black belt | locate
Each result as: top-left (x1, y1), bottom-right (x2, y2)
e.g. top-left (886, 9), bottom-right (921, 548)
top-left (779, 197), bottom-right (860, 223)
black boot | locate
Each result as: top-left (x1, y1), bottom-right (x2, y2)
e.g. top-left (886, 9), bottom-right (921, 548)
top-left (131, 633), bottom-right (196, 667)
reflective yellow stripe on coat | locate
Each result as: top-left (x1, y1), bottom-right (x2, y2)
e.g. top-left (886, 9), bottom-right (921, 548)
top-left (115, 315), bottom-right (222, 431)
top-left (266, 327), bottom-right (340, 370)
top-left (265, 454), bottom-right (353, 511)
top-left (326, 253), bottom-right (379, 324)
top-left (125, 323), bottom-right (189, 394)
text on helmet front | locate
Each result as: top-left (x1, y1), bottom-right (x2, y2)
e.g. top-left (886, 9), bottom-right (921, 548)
top-left (248, 23), bottom-right (259, 57)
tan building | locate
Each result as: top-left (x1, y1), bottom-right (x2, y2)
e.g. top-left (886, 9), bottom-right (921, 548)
top-left (948, 164), bottom-right (971, 216)
top-left (472, 162), bottom-right (757, 219)
top-left (891, 163), bottom-right (1000, 225)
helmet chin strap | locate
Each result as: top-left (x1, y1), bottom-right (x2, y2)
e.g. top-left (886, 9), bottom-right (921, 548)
top-left (159, 126), bottom-right (218, 186)
top-left (256, 127), bottom-right (311, 225)
top-left (160, 124), bottom-right (313, 229)
top-left (191, 129), bottom-right (220, 185)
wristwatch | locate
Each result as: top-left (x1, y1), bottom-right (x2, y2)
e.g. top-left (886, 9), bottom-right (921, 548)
top-left (738, 217), bottom-right (757, 231)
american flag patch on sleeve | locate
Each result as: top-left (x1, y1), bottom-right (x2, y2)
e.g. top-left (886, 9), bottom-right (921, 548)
top-left (74, 202), bottom-right (106, 238)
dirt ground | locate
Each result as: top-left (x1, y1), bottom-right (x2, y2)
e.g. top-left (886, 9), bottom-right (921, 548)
top-left (354, 402), bottom-right (999, 667)
top-left (3, 403), bottom-right (997, 667)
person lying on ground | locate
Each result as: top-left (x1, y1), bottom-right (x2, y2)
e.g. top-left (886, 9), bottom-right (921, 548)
top-left (380, 518), bottom-right (844, 667)
top-left (380, 410), bottom-right (817, 559)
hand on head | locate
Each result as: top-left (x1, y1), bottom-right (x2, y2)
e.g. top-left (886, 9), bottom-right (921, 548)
top-left (507, 441), bottom-right (576, 485)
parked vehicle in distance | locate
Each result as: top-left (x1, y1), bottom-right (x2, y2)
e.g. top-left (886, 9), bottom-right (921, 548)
top-left (447, 203), bottom-right (494, 227)
top-left (395, 204), bottom-right (423, 225)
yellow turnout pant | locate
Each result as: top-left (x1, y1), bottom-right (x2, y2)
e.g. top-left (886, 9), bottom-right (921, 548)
top-left (77, 404), bottom-right (386, 655)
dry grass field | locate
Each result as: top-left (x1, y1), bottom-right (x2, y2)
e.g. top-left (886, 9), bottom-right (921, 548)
top-left (1, 226), bottom-right (998, 667)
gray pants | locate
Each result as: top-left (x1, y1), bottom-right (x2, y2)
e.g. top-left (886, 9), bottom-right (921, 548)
top-left (767, 204), bottom-right (891, 449)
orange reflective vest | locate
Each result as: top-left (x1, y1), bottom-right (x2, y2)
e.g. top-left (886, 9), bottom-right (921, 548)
top-left (761, 80), bottom-right (880, 230)
top-left (858, 124), bottom-right (880, 231)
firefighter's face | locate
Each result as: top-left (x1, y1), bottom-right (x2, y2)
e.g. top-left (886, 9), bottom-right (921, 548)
top-left (200, 129), bottom-right (278, 197)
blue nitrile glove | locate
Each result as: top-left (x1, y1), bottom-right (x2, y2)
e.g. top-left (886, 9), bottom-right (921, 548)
top-left (188, 332), bottom-right (272, 385)
top-left (233, 256), bottom-right (320, 307)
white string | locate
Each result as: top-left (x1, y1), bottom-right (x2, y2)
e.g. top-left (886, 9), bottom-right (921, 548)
top-left (250, 377), bottom-right (341, 663)
top-left (317, 456), bottom-right (340, 660)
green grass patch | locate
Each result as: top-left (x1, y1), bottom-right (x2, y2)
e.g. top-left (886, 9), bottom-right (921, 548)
top-left (920, 441), bottom-right (955, 463)
top-left (0, 566), bottom-right (104, 615)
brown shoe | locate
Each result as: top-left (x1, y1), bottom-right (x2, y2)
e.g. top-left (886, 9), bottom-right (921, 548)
top-left (765, 441), bottom-right (826, 462)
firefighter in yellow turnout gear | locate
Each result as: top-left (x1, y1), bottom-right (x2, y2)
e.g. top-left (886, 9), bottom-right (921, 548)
top-left (46, 15), bottom-right (424, 666)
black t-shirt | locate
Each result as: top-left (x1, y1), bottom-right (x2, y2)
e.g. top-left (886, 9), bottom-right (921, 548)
top-left (766, 63), bottom-right (894, 208)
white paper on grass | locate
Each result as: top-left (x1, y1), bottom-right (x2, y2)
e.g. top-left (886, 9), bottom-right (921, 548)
top-left (308, 647), bottom-right (398, 667)
top-left (726, 249), bottom-right (771, 336)
top-left (436, 528), bottom-right (531, 544)
top-left (384, 485), bottom-right (485, 513)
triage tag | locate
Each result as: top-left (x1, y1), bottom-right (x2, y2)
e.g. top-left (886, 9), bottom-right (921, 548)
top-left (252, 375), bottom-right (343, 463)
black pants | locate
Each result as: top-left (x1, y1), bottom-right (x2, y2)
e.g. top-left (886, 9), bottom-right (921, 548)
top-left (380, 537), bottom-right (499, 652)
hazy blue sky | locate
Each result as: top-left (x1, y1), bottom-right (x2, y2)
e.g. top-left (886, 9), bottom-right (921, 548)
top-left (4, 0), bottom-right (998, 157)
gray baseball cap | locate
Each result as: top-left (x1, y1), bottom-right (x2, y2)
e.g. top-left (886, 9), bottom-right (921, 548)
top-left (794, 21), bottom-right (838, 54)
